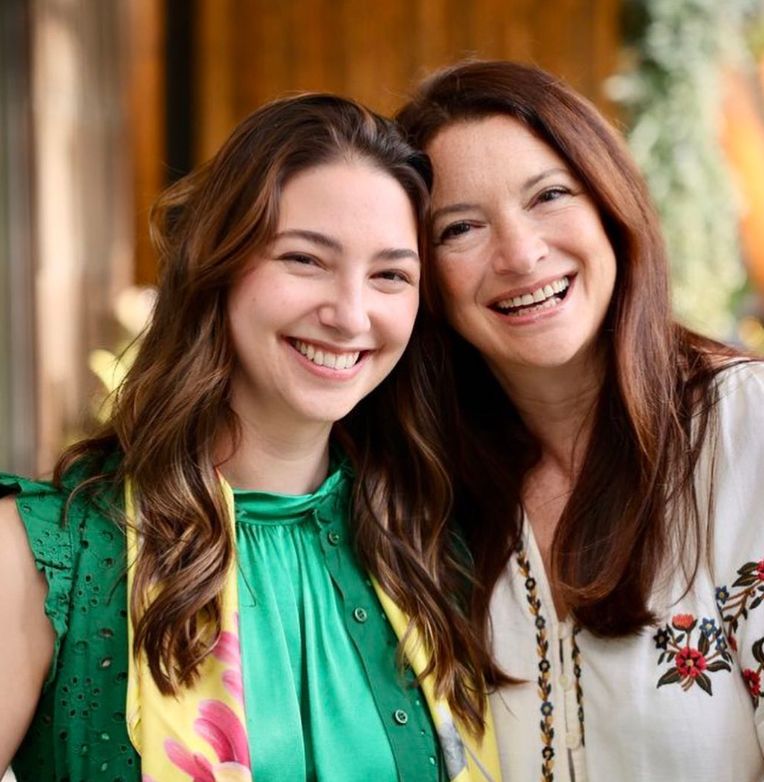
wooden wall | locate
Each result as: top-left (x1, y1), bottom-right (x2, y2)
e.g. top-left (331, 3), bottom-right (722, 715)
top-left (196, 0), bottom-right (622, 159)
top-left (132, 0), bottom-right (622, 283)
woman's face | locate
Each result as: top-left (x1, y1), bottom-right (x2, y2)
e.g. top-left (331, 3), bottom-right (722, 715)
top-left (427, 115), bottom-right (616, 384)
top-left (227, 160), bottom-right (420, 431)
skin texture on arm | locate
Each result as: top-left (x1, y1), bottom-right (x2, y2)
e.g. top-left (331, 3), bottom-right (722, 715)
top-left (0, 496), bottom-right (55, 771)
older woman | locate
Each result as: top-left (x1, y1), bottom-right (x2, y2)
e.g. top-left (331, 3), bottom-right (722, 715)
top-left (0, 94), bottom-right (498, 782)
top-left (398, 60), bottom-right (764, 781)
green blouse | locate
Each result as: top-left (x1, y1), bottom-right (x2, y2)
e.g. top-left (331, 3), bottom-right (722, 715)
top-left (0, 464), bottom-right (445, 782)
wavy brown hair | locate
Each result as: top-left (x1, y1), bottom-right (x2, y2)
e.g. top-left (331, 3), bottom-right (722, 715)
top-left (396, 60), bottom-right (745, 641)
top-left (56, 93), bottom-right (492, 731)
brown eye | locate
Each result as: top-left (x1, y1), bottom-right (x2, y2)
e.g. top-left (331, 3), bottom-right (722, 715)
top-left (280, 253), bottom-right (318, 266)
top-left (536, 187), bottom-right (571, 204)
top-left (438, 221), bottom-right (473, 243)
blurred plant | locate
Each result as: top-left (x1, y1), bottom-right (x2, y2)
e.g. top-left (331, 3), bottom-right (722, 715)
top-left (608, 0), bottom-right (762, 338)
top-left (89, 286), bottom-right (156, 419)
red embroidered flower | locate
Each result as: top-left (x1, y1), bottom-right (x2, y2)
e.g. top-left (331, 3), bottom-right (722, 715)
top-left (675, 646), bottom-right (707, 678)
top-left (743, 668), bottom-right (761, 697)
top-left (672, 613), bottom-right (695, 630)
top-left (757, 560), bottom-right (764, 581)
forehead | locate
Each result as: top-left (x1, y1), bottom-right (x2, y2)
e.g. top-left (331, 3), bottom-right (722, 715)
top-left (426, 116), bottom-right (569, 198)
top-left (277, 160), bottom-right (412, 224)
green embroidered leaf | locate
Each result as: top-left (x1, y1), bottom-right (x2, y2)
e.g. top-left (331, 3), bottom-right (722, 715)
top-left (706, 660), bottom-right (732, 672)
top-left (699, 633), bottom-right (710, 656)
top-left (739, 562), bottom-right (758, 575)
top-left (657, 667), bottom-right (682, 688)
top-left (732, 575), bottom-right (758, 588)
top-left (750, 595), bottom-right (764, 611)
top-left (695, 673), bottom-right (713, 695)
top-left (658, 652), bottom-right (666, 665)
top-left (675, 633), bottom-right (685, 645)
top-left (752, 637), bottom-right (764, 664)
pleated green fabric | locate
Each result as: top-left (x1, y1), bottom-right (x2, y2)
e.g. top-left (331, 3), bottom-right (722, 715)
top-left (234, 462), bottom-right (443, 782)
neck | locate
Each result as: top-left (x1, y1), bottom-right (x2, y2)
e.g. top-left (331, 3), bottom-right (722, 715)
top-left (489, 353), bottom-right (604, 473)
top-left (215, 413), bottom-right (333, 495)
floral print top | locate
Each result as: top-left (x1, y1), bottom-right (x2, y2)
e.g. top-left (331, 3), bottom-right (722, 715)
top-left (489, 363), bottom-right (764, 782)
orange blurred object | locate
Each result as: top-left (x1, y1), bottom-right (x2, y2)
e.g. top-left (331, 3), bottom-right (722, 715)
top-left (721, 63), bottom-right (764, 297)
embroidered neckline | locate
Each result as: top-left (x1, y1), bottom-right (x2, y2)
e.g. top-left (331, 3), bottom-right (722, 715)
top-left (516, 548), bottom-right (555, 781)
top-left (571, 627), bottom-right (585, 746)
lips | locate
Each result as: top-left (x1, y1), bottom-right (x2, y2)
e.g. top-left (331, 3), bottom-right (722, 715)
top-left (289, 338), bottom-right (363, 370)
top-left (491, 275), bottom-right (571, 315)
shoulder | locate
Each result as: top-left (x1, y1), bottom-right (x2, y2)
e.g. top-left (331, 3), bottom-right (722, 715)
top-left (707, 360), bottom-right (764, 452)
top-left (0, 494), bottom-right (56, 762)
top-left (699, 361), bottom-right (764, 568)
top-left (713, 359), bottom-right (764, 403)
top-left (0, 472), bottom-right (76, 569)
top-left (0, 493), bottom-right (51, 610)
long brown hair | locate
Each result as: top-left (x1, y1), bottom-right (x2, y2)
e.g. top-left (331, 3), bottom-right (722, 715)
top-left (396, 60), bottom-right (744, 639)
top-left (56, 93), bottom-right (491, 731)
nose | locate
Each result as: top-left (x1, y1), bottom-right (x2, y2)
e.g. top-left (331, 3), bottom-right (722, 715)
top-left (317, 278), bottom-right (371, 336)
top-left (492, 213), bottom-right (548, 275)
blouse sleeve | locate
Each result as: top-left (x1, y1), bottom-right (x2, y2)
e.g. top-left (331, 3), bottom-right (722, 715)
top-left (0, 473), bottom-right (74, 689)
top-left (705, 363), bottom-right (764, 748)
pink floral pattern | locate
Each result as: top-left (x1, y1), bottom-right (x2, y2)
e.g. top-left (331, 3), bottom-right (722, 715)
top-left (654, 613), bottom-right (732, 695)
top-left (165, 624), bottom-right (251, 781)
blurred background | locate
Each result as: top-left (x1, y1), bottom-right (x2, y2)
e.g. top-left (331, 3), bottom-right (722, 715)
top-left (1, 0), bottom-right (764, 480)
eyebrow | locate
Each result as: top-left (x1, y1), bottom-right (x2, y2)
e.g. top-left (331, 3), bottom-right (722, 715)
top-left (523, 167), bottom-right (570, 190)
top-left (273, 229), bottom-right (419, 263)
top-left (274, 229), bottom-right (342, 252)
top-left (431, 167), bottom-right (573, 223)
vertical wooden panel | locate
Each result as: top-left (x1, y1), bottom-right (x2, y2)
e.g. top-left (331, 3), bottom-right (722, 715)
top-left (502, 0), bottom-right (535, 62)
top-left (128, 0), bottom-right (164, 285)
top-left (197, 0), bottom-right (237, 160)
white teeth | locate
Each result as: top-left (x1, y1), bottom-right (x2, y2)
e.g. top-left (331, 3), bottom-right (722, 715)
top-left (293, 340), bottom-right (360, 370)
top-left (496, 275), bottom-right (570, 311)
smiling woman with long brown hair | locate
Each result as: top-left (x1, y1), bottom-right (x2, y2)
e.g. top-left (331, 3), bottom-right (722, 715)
top-left (398, 60), bottom-right (764, 781)
top-left (0, 94), bottom-right (499, 782)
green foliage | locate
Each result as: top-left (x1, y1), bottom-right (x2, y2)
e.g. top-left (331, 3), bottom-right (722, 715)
top-left (610, 0), bottom-right (761, 337)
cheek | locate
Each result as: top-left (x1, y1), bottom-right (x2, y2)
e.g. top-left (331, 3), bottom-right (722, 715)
top-left (374, 291), bottom-right (420, 354)
top-left (394, 292), bottom-right (421, 343)
top-left (435, 259), bottom-right (478, 323)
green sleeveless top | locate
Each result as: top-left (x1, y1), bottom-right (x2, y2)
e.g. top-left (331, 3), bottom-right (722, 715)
top-left (0, 464), bottom-right (444, 782)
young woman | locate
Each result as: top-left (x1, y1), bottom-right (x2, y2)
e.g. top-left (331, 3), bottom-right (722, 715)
top-left (397, 60), bottom-right (764, 781)
top-left (0, 94), bottom-right (499, 782)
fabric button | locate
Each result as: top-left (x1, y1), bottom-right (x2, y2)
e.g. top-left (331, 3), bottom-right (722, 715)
top-left (353, 607), bottom-right (368, 623)
top-left (327, 530), bottom-right (341, 545)
top-left (566, 730), bottom-right (581, 749)
top-left (559, 673), bottom-right (572, 689)
top-left (393, 709), bottom-right (409, 725)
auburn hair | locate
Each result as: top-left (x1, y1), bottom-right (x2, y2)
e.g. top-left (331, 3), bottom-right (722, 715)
top-left (56, 93), bottom-right (492, 732)
top-left (396, 60), bottom-right (744, 640)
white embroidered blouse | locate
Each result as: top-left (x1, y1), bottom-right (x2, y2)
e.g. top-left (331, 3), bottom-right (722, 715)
top-left (489, 362), bottom-right (764, 782)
